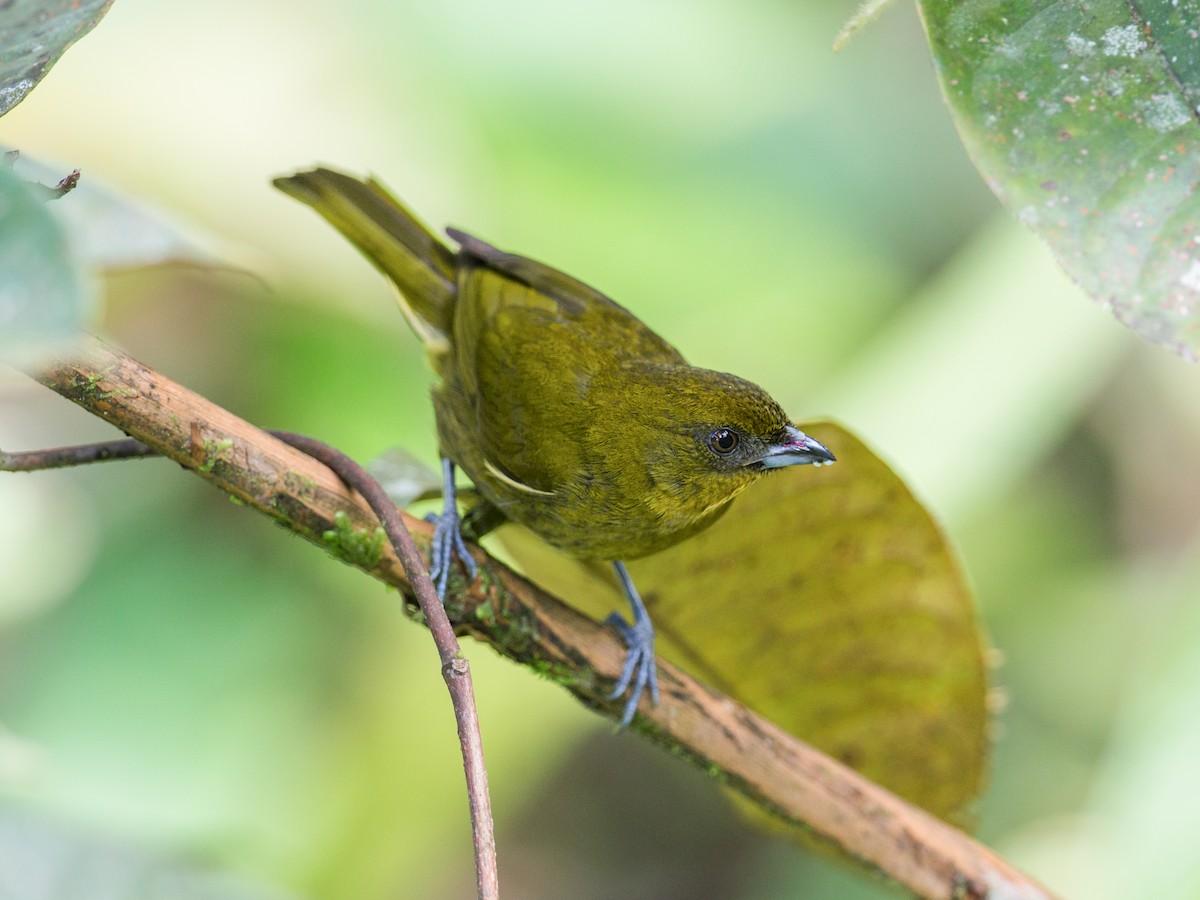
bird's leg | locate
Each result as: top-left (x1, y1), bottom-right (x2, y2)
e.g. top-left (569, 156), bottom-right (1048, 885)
top-left (424, 457), bottom-right (478, 599)
top-left (605, 561), bottom-right (660, 728)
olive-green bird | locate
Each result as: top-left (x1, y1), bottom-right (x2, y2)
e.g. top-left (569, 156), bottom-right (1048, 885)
top-left (274, 167), bottom-right (836, 726)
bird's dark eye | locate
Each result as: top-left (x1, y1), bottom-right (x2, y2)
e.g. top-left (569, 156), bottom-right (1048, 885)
top-left (709, 428), bottom-right (739, 454)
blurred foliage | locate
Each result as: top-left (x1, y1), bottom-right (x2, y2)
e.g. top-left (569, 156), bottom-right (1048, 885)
top-left (3, 147), bottom-right (218, 271)
top-left (2, 1), bottom-right (1200, 899)
top-left (0, 162), bottom-right (91, 366)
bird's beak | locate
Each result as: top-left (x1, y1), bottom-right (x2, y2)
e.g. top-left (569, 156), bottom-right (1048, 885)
top-left (757, 426), bottom-right (836, 469)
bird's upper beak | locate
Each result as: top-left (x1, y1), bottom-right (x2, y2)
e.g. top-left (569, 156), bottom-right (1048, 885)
top-left (757, 425), bottom-right (836, 469)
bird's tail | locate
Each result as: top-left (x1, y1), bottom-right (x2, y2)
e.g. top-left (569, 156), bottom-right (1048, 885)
top-left (273, 167), bottom-right (456, 349)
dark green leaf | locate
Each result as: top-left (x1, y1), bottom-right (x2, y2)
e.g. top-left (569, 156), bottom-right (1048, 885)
top-left (919, 0), bottom-right (1200, 359)
top-left (0, 0), bottom-right (115, 117)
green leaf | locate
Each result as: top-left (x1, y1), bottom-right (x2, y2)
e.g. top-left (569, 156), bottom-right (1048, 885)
top-left (0, 0), bottom-right (115, 117)
top-left (0, 165), bottom-right (91, 366)
top-left (4, 147), bottom-right (220, 272)
top-left (919, 0), bottom-right (1200, 359)
top-left (496, 421), bottom-right (989, 822)
top-left (0, 807), bottom-right (299, 899)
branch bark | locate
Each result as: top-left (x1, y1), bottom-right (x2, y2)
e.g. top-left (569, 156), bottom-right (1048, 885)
top-left (25, 335), bottom-right (1055, 900)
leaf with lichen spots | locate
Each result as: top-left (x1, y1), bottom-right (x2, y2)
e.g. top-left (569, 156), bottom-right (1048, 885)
top-left (0, 0), bottom-right (115, 117)
top-left (918, 0), bottom-right (1200, 359)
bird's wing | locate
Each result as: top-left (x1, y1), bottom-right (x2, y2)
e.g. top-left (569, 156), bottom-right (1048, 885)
top-left (446, 228), bottom-right (688, 494)
top-left (452, 265), bottom-right (591, 493)
top-left (447, 228), bottom-right (686, 366)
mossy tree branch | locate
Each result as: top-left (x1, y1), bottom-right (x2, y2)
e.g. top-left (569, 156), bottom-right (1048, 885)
top-left (19, 335), bottom-right (1054, 900)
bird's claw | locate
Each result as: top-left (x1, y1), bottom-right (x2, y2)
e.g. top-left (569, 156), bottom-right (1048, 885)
top-left (425, 507), bottom-right (478, 599)
top-left (605, 610), bottom-right (659, 728)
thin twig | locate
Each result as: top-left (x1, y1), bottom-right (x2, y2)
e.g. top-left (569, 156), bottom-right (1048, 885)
top-left (0, 438), bottom-right (156, 470)
top-left (20, 335), bottom-right (1056, 900)
top-left (269, 432), bottom-right (497, 900)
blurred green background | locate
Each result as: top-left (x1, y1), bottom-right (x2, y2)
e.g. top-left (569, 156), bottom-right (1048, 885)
top-left (3, 0), bottom-right (1200, 897)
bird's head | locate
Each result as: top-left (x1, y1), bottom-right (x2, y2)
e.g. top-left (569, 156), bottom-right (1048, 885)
top-left (602, 363), bottom-right (835, 536)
